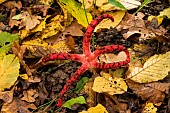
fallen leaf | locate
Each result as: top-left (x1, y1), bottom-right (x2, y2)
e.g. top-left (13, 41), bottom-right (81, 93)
top-left (128, 51), bottom-right (170, 83)
top-left (0, 32), bottom-right (19, 57)
top-left (158, 7), bottom-right (170, 19)
top-left (21, 89), bottom-right (38, 102)
top-left (59, 0), bottom-right (92, 27)
top-left (142, 102), bottom-right (157, 113)
top-left (0, 54), bottom-right (20, 91)
top-left (12, 11), bottom-right (42, 30)
top-left (38, 0), bottom-right (54, 6)
top-left (78, 0), bottom-right (94, 9)
top-left (83, 80), bottom-right (96, 107)
top-left (148, 15), bottom-right (163, 26)
top-left (63, 96), bottom-right (86, 109)
top-left (79, 104), bottom-right (108, 113)
top-left (41, 15), bottom-right (65, 39)
top-left (94, 11), bottom-right (126, 32)
top-left (74, 77), bottom-right (89, 93)
top-left (92, 76), bottom-right (127, 95)
top-left (0, 91), bottom-right (13, 104)
top-left (1, 98), bottom-right (37, 113)
top-left (98, 51), bottom-right (127, 63)
top-left (127, 79), bottom-right (170, 105)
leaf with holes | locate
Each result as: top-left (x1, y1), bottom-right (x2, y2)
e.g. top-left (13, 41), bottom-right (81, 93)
top-left (0, 32), bottom-right (19, 57)
top-left (92, 76), bottom-right (127, 95)
top-left (128, 51), bottom-right (170, 83)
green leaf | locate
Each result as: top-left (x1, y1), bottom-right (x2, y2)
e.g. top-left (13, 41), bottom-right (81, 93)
top-left (63, 96), bottom-right (86, 109)
top-left (74, 77), bottom-right (89, 93)
top-left (0, 54), bottom-right (20, 91)
top-left (0, 32), bottom-right (19, 57)
top-left (59, 0), bottom-right (92, 27)
top-left (108, 0), bottom-right (127, 10)
top-left (134, 0), bottom-right (151, 14)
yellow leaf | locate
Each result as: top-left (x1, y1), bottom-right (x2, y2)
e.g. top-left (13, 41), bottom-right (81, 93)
top-left (50, 40), bottom-right (71, 53)
top-left (38, 0), bottom-right (54, 5)
top-left (78, 0), bottom-right (94, 9)
top-left (79, 104), bottom-right (108, 113)
top-left (19, 74), bottom-right (28, 80)
top-left (41, 15), bottom-right (65, 39)
top-left (94, 11), bottom-right (126, 32)
top-left (19, 29), bottom-right (30, 40)
top-left (0, 54), bottom-right (20, 91)
top-left (148, 16), bottom-right (163, 26)
top-left (59, 0), bottom-right (92, 27)
top-left (158, 7), bottom-right (170, 18)
top-left (31, 18), bottom-right (46, 32)
top-left (92, 76), bottom-right (127, 95)
top-left (22, 38), bottom-right (48, 48)
top-left (129, 51), bottom-right (170, 83)
top-left (142, 102), bottom-right (157, 113)
top-left (0, 0), bottom-right (6, 4)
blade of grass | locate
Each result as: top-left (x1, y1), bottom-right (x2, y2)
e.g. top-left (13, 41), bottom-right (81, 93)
top-left (134, 0), bottom-right (151, 14)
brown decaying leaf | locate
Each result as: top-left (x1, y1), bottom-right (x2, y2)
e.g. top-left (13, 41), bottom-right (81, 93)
top-left (1, 98), bottom-right (37, 113)
top-left (127, 79), bottom-right (170, 105)
top-left (0, 91), bottom-right (13, 105)
top-left (21, 89), bottom-right (38, 102)
top-left (116, 12), bottom-right (167, 40)
top-left (83, 81), bottom-right (97, 107)
top-left (12, 42), bottom-right (32, 76)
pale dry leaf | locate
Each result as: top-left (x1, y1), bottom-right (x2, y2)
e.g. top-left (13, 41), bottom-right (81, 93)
top-left (94, 11), bottom-right (126, 32)
top-left (128, 51), bottom-right (170, 83)
top-left (13, 11), bottom-right (42, 30)
top-left (98, 51), bottom-right (127, 63)
top-left (21, 89), bottom-right (38, 102)
top-left (92, 76), bottom-right (127, 95)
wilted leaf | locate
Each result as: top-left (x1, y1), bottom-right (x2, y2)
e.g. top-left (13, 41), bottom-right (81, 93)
top-left (79, 104), bottom-right (108, 113)
top-left (12, 11), bottom-right (42, 30)
top-left (0, 54), bottom-right (20, 91)
top-left (1, 98), bottom-right (36, 113)
top-left (127, 79), bottom-right (170, 105)
top-left (63, 96), bottom-right (86, 109)
top-left (41, 15), bottom-right (65, 39)
top-left (74, 77), bottom-right (89, 93)
top-left (134, 0), bottom-right (151, 14)
top-left (94, 11), bottom-right (125, 32)
top-left (92, 76), bottom-right (127, 95)
top-left (0, 91), bottom-right (13, 104)
top-left (129, 51), bottom-right (170, 83)
top-left (142, 102), bottom-right (157, 113)
top-left (59, 0), bottom-right (92, 27)
top-left (0, 32), bottom-right (19, 57)
top-left (84, 81), bottom-right (96, 107)
top-left (98, 51), bottom-right (127, 63)
top-left (158, 7), bottom-right (170, 18)
top-left (21, 89), bottom-right (38, 102)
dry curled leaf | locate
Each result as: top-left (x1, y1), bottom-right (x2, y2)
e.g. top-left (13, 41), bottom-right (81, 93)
top-left (127, 79), bottom-right (170, 105)
top-left (21, 89), bottom-right (38, 102)
top-left (128, 51), bottom-right (170, 83)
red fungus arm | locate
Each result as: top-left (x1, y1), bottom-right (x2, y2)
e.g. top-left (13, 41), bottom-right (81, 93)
top-left (83, 14), bottom-right (114, 56)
